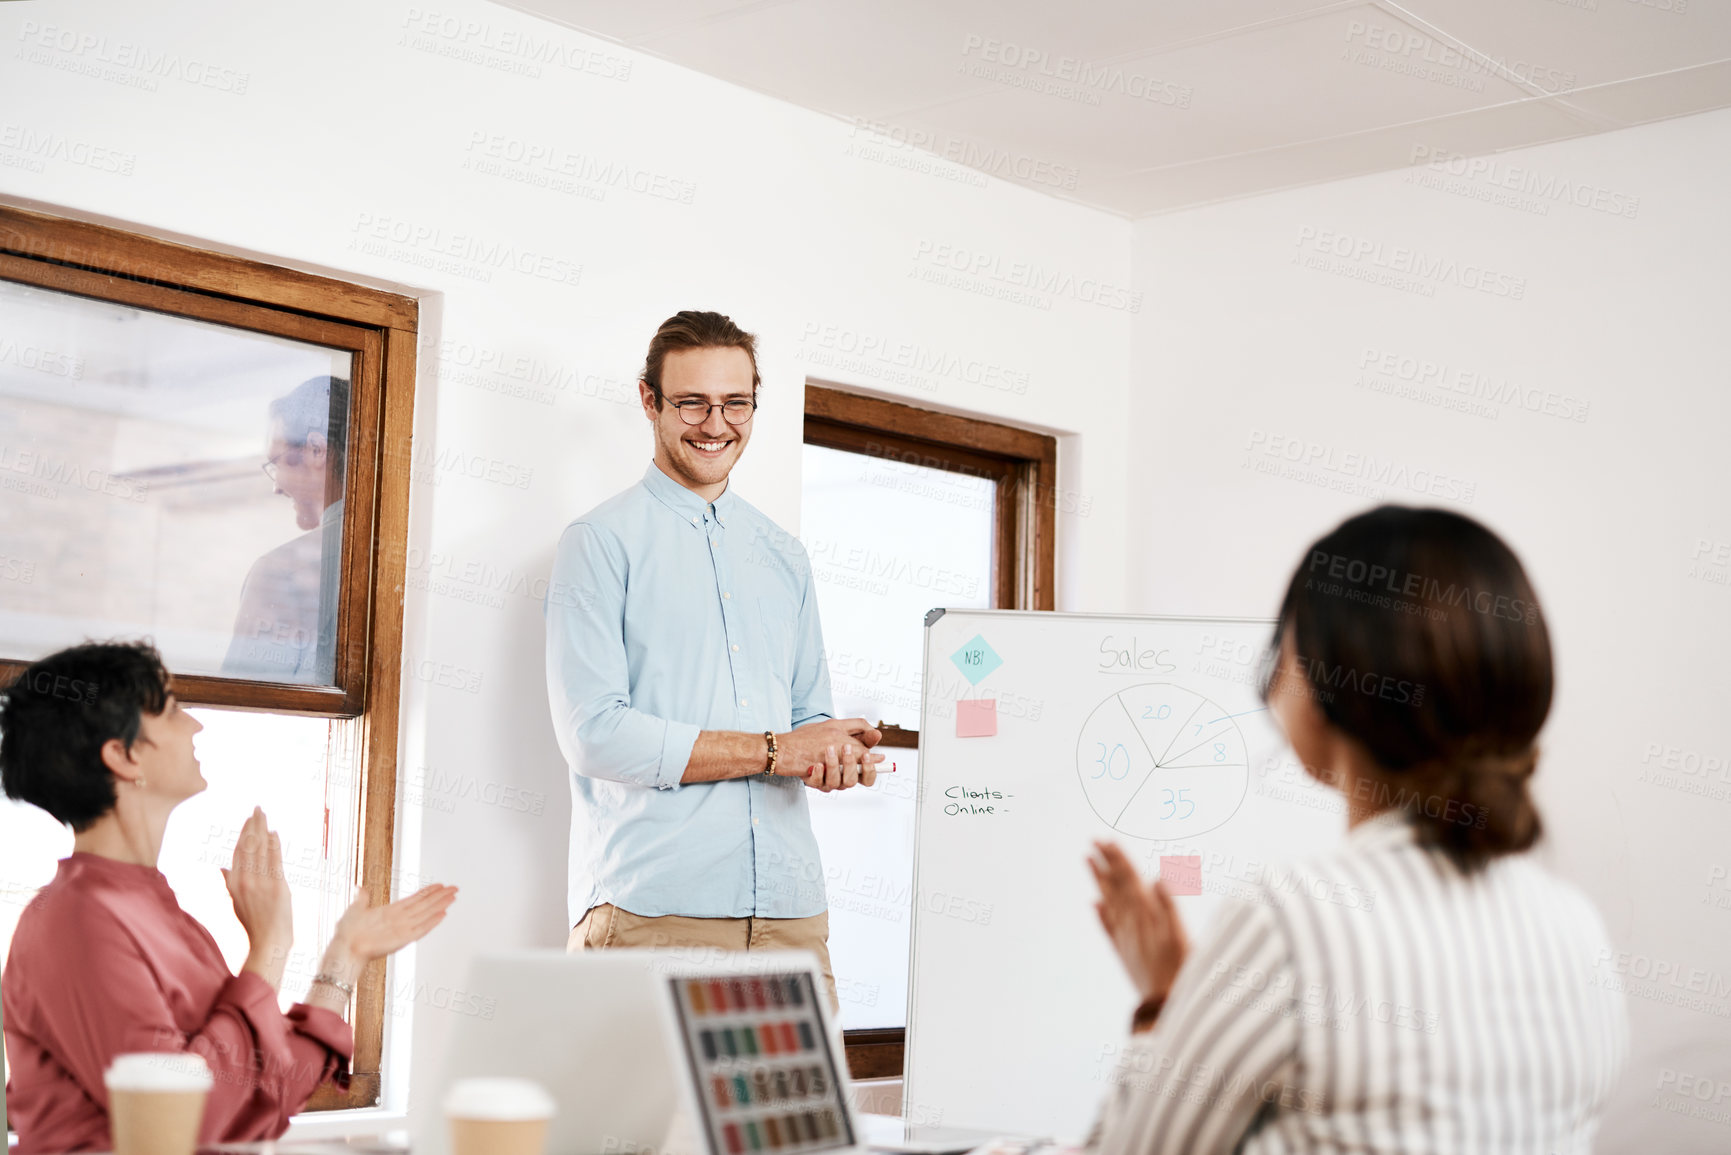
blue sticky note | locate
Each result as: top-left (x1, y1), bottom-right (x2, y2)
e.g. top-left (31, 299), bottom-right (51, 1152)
top-left (949, 635), bottom-right (1002, 685)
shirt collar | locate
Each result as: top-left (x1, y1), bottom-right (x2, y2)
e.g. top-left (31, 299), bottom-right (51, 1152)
top-left (61, 851), bottom-right (173, 893)
top-left (641, 461), bottom-right (738, 525)
top-left (1345, 806), bottom-right (1420, 852)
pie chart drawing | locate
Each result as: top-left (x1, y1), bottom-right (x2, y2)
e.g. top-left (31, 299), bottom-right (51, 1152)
top-left (1075, 683), bottom-right (1250, 840)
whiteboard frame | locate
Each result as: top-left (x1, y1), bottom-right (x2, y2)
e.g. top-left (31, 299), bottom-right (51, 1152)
top-left (902, 608), bottom-right (1279, 1118)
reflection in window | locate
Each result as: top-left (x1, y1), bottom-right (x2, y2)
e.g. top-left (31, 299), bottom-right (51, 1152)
top-left (222, 375), bottom-right (349, 683)
top-left (0, 279), bottom-right (351, 686)
top-left (801, 443), bottom-right (994, 1029)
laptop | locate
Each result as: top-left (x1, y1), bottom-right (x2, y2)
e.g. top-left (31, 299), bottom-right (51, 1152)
top-left (655, 952), bottom-right (1010, 1155)
top-left (411, 949), bottom-right (1007, 1155)
top-left (411, 950), bottom-right (684, 1155)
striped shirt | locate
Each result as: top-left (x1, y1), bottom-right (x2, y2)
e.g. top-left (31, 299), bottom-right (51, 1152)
top-left (1087, 810), bottom-right (1627, 1155)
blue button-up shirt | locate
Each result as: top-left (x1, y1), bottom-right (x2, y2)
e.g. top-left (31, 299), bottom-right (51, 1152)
top-left (546, 462), bottom-right (836, 924)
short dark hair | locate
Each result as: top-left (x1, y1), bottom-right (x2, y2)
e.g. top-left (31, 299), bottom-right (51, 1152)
top-left (639, 311), bottom-right (760, 408)
top-left (269, 375), bottom-right (350, 492)
top-left (0, 642), bottom-right (172, 832)
top-left (1262, 506), bottom-right (1551, 869)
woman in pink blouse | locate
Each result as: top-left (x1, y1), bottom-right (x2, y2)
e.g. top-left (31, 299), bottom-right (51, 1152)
top-left (1, 642), bottom-right (458, 1153)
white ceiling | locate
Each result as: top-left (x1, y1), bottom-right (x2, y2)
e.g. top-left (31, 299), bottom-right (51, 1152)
top-left (489, 0), bottom-right (1731, 217)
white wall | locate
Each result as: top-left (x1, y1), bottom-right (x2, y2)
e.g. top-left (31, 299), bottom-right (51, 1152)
top-left (1132, 110), bottom-right (1731, 1152)
top-left (9, 0), bottom-right (1729, 1147)
top-left (0, 0), bottom-right (1132, 1121)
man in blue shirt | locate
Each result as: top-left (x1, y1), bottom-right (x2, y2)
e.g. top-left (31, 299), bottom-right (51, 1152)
top-left (546, 310), bottom-right (885, 1004)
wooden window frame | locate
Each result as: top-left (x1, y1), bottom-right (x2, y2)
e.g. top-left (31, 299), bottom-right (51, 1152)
top-left (0, 205), bottom-right (417, 1112)
top-left (804, 385), bottom-right (1056, 617)
top-left (803, 382), bottom-right (1057, 1082)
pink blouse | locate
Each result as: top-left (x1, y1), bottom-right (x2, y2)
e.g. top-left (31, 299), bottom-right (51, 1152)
top-left (2, 853), bottom-right (352, 1153)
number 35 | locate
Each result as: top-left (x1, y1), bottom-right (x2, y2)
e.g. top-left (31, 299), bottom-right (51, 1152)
top-left (1160, 788), bottom-right (1195, 820)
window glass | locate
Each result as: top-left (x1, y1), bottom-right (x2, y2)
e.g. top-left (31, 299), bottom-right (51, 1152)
top-left (0, 279), bottom-right (353, 685)
top-left (801, 443), bottom-right (993, 1029)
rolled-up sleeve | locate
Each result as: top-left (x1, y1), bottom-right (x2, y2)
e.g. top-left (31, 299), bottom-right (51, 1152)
top-left (788, 551), bottom-right (836, 730)
top-left (546, 521), bottom-right (699, 790)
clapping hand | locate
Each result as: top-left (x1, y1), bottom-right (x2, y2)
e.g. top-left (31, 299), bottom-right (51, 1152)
top-left (1088, 840), bottom-right (1190, 1003)
top-left (319, 884), bottom-right (459, 980)
top-left (295, 884), bottom-right (456, 1015)
top-left (226, 807), bottom-right (295, 990)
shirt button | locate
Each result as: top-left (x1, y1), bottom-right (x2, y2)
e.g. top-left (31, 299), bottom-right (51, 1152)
top-left (732, 644), bottom-right (740, 652)
top-left (722, 591), bottom-right (731, 599)
top-left (753, 818), bottom-right (760, 826)
top-left (692, 517), bottom-right (699, 525)
top-left (739, 698), bottom-right (748, 706)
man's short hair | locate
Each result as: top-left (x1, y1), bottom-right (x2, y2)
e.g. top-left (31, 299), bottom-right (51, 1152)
top-left (269, 375), bottom-right (351, 481)
top-left (640, 311), bottom-right (760, 408)
top-left (0, 642), bottom-right (172, 831)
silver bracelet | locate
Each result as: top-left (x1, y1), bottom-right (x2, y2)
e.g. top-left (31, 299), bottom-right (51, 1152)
top-left (312, 971), bottom-right (355, 998)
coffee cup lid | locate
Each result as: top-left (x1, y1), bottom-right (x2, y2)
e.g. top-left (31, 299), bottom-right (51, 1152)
top-left (443, 1077), bottom-right (557, 1121)
top-left (104, 1052), bottom-right (214, 1093)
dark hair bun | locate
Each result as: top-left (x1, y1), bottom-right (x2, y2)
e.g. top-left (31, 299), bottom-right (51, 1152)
top-left (1269, 506), bottom-right (1553, 869)
top-left (1419, 747), bottom-right (1542, 861)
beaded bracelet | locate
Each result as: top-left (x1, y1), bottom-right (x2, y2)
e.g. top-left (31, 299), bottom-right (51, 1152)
top-left (312, 972), bottom-right (355, 999)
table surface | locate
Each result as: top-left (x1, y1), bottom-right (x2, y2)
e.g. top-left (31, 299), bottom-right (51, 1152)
top-left (47, 1113), bottom-right (980, 1155)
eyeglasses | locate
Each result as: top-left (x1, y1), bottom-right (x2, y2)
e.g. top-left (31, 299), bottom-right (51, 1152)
top-left (263, 438), bottom-right (327, 480)
top-left (262, 449), bottom-right (301, 481)
top-left (658, 392), bottom-right (758, 426)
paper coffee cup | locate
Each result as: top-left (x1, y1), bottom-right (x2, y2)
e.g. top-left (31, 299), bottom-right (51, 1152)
top-left (105, 1052), bottom-right (213, 1155)
top-left (445, 1077), bottom-right (557, 1155)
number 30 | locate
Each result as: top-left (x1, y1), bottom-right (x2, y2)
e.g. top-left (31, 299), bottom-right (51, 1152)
top-left (1093, 742), bottom-right (1129, 781)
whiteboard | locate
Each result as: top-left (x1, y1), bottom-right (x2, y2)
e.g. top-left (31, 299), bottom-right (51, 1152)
top-left (904, 610), bottom-right (1345, 1139)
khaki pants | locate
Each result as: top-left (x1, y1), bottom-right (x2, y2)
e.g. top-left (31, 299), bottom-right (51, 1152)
top-left (569, 903), bottom-right (839, 1011)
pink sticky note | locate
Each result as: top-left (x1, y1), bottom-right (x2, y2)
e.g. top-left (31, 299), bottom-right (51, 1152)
top-left (955, 699), bottom-right (998, 738)
top-left (1160, 856), bottom-right (1202, 896)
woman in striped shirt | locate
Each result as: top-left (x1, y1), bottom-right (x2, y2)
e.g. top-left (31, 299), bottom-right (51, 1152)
top-left (1086, 506), bottom-right (1627, 1154)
